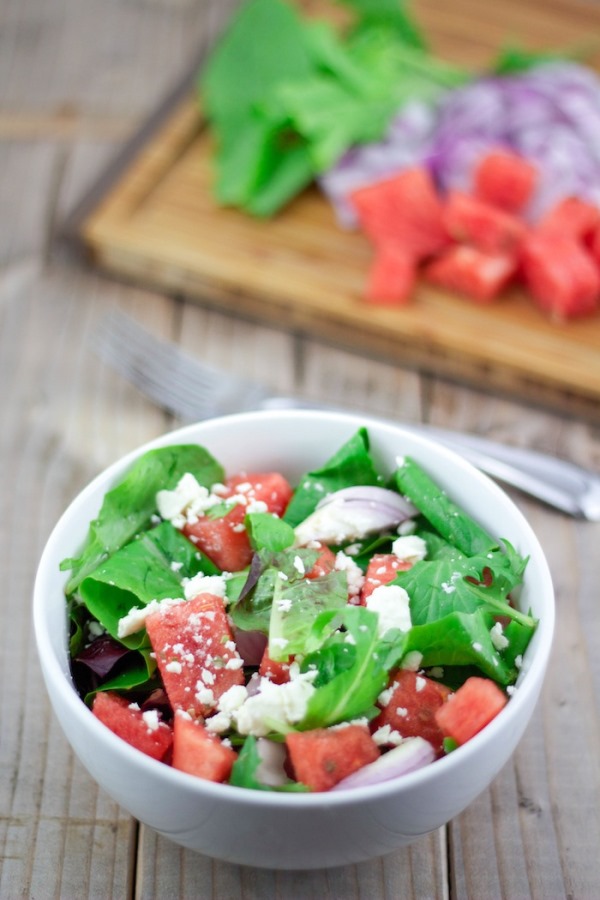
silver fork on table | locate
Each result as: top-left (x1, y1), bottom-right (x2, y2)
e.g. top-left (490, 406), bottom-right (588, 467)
top-left (93, 310), bottom-right (600, 521)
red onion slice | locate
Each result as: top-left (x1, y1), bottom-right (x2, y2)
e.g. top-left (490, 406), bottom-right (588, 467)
top-left (331, 737), bottom-right (435, 791)
top-left (295, 486), bottom-right (417, 545)
top-left (255, 738), bottom-right (290, 787)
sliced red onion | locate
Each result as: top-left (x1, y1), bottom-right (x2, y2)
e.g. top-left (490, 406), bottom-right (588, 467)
top-left (295, 486), bottom-right (417, 545)
top-left (255, 738), bottom-right (290, 787)
top-left (331, 737), bottom-right (435, 791)
top-left (232, 627), bottom-right (268, 667)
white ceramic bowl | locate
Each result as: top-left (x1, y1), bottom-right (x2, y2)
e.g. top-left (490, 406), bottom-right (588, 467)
top-left (34, 410), bottom-right (554, 869)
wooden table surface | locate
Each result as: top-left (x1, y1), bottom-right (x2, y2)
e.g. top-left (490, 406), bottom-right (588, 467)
top-left (1, 1), bottom-right (599, 897)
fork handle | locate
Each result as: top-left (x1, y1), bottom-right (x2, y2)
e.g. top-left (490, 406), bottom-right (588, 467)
top-left (260, 397), bottom-right (600, 520)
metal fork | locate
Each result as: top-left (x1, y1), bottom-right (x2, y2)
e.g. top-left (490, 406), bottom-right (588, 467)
top-left (93, 310), bottom-right (600, 521)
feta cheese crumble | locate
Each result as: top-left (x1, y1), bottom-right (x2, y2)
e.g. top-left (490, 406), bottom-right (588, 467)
top-left (391, 534), bottom-right (427, 565)
top-left (365, 584), bottom-right (412, 637)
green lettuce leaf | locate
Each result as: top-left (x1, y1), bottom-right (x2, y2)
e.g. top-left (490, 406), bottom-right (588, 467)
top-left (283, 427), bottom-right (383, 527)
top-left (61, 444), bottom-right (223, 593)
top-left (77, 522), bottom-right (218, 648)
top-left (268, 569), bottom-right (349, 660)
top-left (299, 605), bottom-right (395, 728)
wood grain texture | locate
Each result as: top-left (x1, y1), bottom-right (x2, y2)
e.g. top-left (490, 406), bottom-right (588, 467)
top-left (1, 0), bottom-right (599, 897)
top-left (73, 0), bottom-right (600, 420)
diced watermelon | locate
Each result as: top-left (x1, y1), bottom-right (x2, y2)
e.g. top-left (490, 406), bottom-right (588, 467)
top-left (92, 691), bottom-right (173, 761)
top-left (425, 244), bottom-right (518, 303)
top-left (520, 232), bottom-right (600, 319)
top-left (434, 676), bottom-right (507, 746)
top-left (473, 148), bottom-right (537, 214)
top-left (360, 553), bottom-right (412, 603)
top-left (371, 670), bottom-right (452, 756)
top-left (145, 592), bottom-right (244, 718)
top-left (258, 647), bottom-right (292, 684)
top-left (172, 713), bottom-right (237, 782)
top-left (538, 196), bottom-right (600, 243)
top-left (442, 191), bottom-right (527, 253)
top-left (304, 542), bottom-right (337, 580)
top-left (183, 472), bottom-right (293, 572)
top-left (286, 724), bottom-right (380, 792)
top-left (350, 167), bottom-right (450, 261)
top-left (364, 245), bottom-right (416, 304)
top-left (590, 222), bottom-right (600, 269)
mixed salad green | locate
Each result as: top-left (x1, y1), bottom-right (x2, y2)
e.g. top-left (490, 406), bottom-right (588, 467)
top-left (62, 428), bottom-right (537, 791)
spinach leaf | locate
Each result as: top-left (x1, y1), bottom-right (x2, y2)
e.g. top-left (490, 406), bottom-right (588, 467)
top-left (393, 455), bottom-right (498, 558)
top-left (400, 610), bottom-right (516, 684)
top-left (283, 427), bottom-right (382, 527)
top-left (246, 511), bottom-right (295, 553)
top-left (62, 444), bottom-right (223, 593)
top-left (77, 522), bottom-right (217, 648)
top-left (394, 553), bottom-right (533, 628)
top-left (337, 0), bottom-right (427, 49)
top-left (299, 606), bottom-right (395, 728)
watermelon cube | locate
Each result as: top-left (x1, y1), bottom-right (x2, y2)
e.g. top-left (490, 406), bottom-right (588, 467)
top-left (364, 245), bottom-right (416, 305)
top-left (360, 553), bottom-right (412, 603)
top-left (303, 542), bottom-right (337, 580)
top-left (258, 647), bottom-right (292, 684)
top-left (92, 691), bottom-right (173, 761)
top-left (434, 676), bottom-right (507, 745)
top-left (425, 244), bottom-right (518, 303)
top-left (473, 148), bottom-right (537, 214)
top-left (442, 191), bottom-right (527, 254)
top-left (538, 196), bottom-right (600, 243)
top-left (145, 592), bottom-right (244, 718)
top-left (172, 713), bottom-right (237, 782)
top-left (183, 472), bottom-right (293, 572)
top-left (286, 724), bottom-right (380, 792)
top-left (371, 669), bottom-right (452, 756)
top-left (350, 167), bottom-right (450, 261)
top-left (520, 232), bottom-right (600, 319)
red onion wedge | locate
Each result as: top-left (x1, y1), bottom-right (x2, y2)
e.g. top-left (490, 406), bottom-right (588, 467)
top-left (294, 486), bottom-right (417, 545)
top-left (255, 738), bottom-right (290, 787)
top-left (331, 737), bottom-right (435, 791)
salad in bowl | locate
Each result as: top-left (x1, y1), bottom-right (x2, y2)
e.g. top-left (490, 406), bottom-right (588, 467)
top-left (34, 410), bottom-right (553, 868)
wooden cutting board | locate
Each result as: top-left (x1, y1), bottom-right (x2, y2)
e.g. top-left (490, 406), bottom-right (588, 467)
top-left (70, 0), bottom-right (600, 420)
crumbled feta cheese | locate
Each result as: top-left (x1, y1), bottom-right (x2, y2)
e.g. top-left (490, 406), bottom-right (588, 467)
top-left (194, 685), bottom-right (216, 708)
top-left (277, 598), bottom-right (292, 612)
top-left (515, 654), bottom-right (523, 669)
top-left (270, 637), bottom-right (289, 651)
top-left (233, 672), bottom-right (317, 737)
top-left (204, 712), bottom-right (232, 734)
top-left (372, 724), bottom-right (404, 746)
top-left (365, 584), bottom-right (412, 637)
top-left (218, 684), bottom-right (248, 714)
top-left (415, 676), bottom-right (427, 692)
top-left (117, 596), bottom-right (183, 639)
top-left (401, 651), bottom-right (423, 671)
top-left (472, 642), bottom-right (483, 653)
top-left (246, 499), bottom-right (268, 514)
top-left (225, 656), bottom-right (244, 670)
top-left (334, 551), bottom-right (365, 598)
top-left (396, 706), bottom-right (408, 717)
top-left (165, 660), bottom-right (183, 674)
top-left (378, 687), bottom-right (394, 707)
top-left (183, 572), bottom-right (229, 601)
top-left (293, 555), bottom-right (306, 575)
top-left (490, 621), bottom-right (509, 651)
top-left (142, 709), bottom-right (160, 733)
top-left (391, 534), bottom-right (427, 565)
top-left (156, 473), bottom-right (223, 526)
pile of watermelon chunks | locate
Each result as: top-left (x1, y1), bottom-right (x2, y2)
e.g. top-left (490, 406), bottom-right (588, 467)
top-left (351, 148), bottom-right (600, 320)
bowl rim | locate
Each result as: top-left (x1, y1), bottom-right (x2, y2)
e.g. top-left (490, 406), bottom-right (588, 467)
top-left (33, 409), bottom-right (555, 807)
